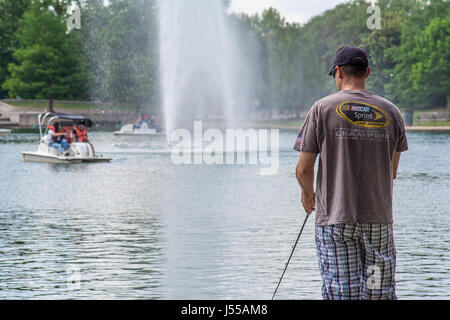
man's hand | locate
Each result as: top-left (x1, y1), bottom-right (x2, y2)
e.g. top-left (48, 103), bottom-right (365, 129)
top-left (301, 191), bottom-right (315, 215)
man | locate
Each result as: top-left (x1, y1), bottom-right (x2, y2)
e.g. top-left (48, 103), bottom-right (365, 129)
top-left (48, 123), bottom-right (69, 155)
top-left (72, 122), bottom-right (89, 142)
top-left (294, 46), bottom-right (408, 300)
top-left (133, 113), bottom-right (144, 131)
top-left (73, 122), bottom-right (95, 155)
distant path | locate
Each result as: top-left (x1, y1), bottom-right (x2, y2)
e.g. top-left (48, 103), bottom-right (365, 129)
top-left (247, 122), bottom-right (450, 132)
top-left (0, 101), bottom-right (18, 112)
top-left (405, 126), bottom-right (450, 132)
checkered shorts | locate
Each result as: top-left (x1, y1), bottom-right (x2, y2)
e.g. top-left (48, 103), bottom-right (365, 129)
top-left (315, 223), bottom-right (397, 300)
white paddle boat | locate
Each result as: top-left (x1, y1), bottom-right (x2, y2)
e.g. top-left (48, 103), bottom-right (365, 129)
top-left (21, 112), bottom-right (111, 164)
top-left (113, 123), bottom-right (165, 136)
top-left (0, 129), bottom-right (11, 136)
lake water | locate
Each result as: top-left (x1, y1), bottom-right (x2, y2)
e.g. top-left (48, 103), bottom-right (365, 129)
top-left (0, 130), bottom-right (448, 299)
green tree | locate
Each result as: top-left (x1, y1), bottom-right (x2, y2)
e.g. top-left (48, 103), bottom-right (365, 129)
top-left (297, 0), bottom-right (371, 102)
top-left (232, 1), bottom-right (375, 116)
top-left (410, 16), bottom-right (450, 111)
top-left (250, 8), bottom-right (308, 118)
top-left (3, 0), bottom-right (87, 111)
top-left (80, 0), bottom-right (159, 108)
top-left (0, 0), bottom-right (30, 96)
top-left (385, 0), bottom-right (449, 109)
top-left (259, 8), bottom-right (287, 117)
top-left (362, 10), bottom-right (402, 97)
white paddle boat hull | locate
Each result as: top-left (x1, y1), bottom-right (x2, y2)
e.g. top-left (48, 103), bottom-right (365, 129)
top-left (0, 129), bottom-right (12, 136)
top-left (22, 140), bottom-right (111, 164)
top-left (22, 152), bottom-right (110, 163)
top-left (113, 123), bottom-right (164, 136)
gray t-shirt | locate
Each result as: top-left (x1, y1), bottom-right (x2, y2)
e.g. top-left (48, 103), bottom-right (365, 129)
top-left (294, 90), bottom-right (408, 226)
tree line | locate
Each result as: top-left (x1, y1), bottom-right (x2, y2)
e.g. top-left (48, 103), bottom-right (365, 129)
top-left (0, 0), bottom-right (448, 114)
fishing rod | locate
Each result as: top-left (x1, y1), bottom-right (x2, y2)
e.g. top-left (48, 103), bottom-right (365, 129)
top-left (272, 214), bottom-right (310, 300)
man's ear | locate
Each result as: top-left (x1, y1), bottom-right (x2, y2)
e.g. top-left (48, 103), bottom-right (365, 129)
top-left (365, 66), bottom-right (371, 79)
top-left (337, 66), bottom-right (344, 79)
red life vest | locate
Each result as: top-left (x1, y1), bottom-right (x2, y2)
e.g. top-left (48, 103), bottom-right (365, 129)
top-left (73, 126), bottom-right (88, 142)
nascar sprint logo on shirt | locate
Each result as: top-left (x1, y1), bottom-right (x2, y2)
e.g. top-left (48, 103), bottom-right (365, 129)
top-left (336, 101), bottom-right (390, 128)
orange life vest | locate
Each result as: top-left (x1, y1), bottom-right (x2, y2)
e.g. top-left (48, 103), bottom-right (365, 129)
top-left (73, 126), bottom-right (88, 142)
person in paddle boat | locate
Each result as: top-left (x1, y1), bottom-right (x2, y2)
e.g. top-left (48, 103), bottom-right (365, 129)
top-left (73, 122), bottom-right (95, 155)
top-left (149, 113), bottom-right (162, 132)
top-left (133, 113), bottom-right (145, 131)
top-left (63, 125), bottom-right (74, 144)
top-left (48, 123), bottom-right (70, 156)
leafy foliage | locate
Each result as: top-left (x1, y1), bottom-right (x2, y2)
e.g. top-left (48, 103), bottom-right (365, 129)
top-left (80, 0), bottom-right (159, 107)
top-left (1, 0), bottom-right (448, 113)
top-left (0, 0), bottom-right (30, 96)
top-left (3, 0), bottom-right (87, 110)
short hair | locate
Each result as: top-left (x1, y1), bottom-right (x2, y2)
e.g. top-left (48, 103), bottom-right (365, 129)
top-left (340, 57), bottom-right (368, 78)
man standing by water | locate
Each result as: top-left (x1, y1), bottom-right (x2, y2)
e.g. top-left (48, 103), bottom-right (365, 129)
top-left (294, 46), bottom-right (408, 299)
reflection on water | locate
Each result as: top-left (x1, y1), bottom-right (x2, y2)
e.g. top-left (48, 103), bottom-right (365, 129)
top-left (0, 131), bottom-right (448, 299)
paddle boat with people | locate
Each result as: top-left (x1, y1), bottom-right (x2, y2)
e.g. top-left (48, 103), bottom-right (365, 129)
top-left (113, 122), bottom-right (165, 136)
top-left (113, 112), bottom-right (165, 137)
top-left (21, 112), bottom-right (111, 164)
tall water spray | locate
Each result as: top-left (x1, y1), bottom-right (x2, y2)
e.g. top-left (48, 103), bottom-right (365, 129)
top-left (158, 0), bottom-right (251, 138)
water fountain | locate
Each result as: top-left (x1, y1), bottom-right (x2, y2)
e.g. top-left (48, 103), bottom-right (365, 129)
top-left (158, 0), bottom-right (251, 138)
top-left (157, 0), bottom-right (278, 173)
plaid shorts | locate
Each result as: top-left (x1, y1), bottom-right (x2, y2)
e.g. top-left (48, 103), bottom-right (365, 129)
top-left (315, 223), bottom-right (397, 300)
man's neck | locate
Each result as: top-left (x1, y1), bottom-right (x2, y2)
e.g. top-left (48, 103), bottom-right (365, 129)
top-left (340, 79), bottom-right (366, 91)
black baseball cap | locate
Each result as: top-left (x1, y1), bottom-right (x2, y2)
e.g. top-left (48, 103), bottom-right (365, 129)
top-left (328, 46), bottom-right (369, 76)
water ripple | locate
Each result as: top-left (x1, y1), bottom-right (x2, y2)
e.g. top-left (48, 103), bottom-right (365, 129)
top-left (0, 131), bottom-right (448, 299)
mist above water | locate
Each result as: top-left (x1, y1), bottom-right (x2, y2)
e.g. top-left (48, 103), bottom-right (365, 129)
top-left (158, 0), bottom-right (255, 137)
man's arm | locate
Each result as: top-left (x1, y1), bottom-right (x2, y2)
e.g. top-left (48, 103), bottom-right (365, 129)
top-left (296, 151), bottom-right (318, 215)
top-left (53, 132), bottom-right (67, 137)
top-left (393, 151), bottom-right (401, 180)
top-left (48, 130), bottom-right (66, 138)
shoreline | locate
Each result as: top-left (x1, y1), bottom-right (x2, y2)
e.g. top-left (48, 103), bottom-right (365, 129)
top-left (245, 123), bottom-right (450, 132)
top-left (1, 102), bottom-right (449, 132)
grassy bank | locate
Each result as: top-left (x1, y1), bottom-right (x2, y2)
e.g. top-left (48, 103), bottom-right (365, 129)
top-left (7, 101), bottom-right (102, 110)
top-left (5, 100), bottom-right (158, 112)
top-left (413, 120), bottom-right (450, 126)
top-left (4, 101), bottom-right (449, 128)
top-left (411, 108), bottom-right (450, 126)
